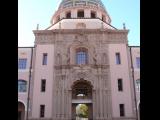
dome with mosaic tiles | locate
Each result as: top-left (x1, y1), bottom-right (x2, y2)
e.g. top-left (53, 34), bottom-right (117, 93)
top-left (59, 0), bottom-right (106, 12)
top-left (49, 0), bottom-right (114, 29)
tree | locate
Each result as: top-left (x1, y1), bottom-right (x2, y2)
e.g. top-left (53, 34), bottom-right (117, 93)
top-left (76, 104), bottom-right (88, 118)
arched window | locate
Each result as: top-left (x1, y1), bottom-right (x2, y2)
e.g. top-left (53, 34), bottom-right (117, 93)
top-left (136, 79), bottom-right (140, 91)
top-left (77, 10), bottom-right (84, 18)
top-left (76, 48), bottom-right (88, 65)
top-left (102, 15), bottom-right (106, 22)
top-left (91, 11), bottom-right (96, 18)
top-left (18, 80), bottom-right (27, 92)
top-left (66, 11), bottom-right (71, 18)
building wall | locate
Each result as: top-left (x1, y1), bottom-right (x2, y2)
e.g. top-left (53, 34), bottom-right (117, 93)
top-left (48, 19), bottom-right (115, 30)
top-left (24, 29), bottom-right (137, 120)
top-left (52, 7), bottom-right (110, 24)
top-left (18, 48), bottom-right (33, 110)
top-left (18, 1), bottom-right (140, 120)
top-left (31, 44), bottom-right (54, 118)
top-left (18, 45), bottom-right (140, 120)
top-left (130, 47), bottom-right (140, 109)
top-left (108, 44), bottom-right (134, 118)
top-left (18, 47), bottom-right (34, 120)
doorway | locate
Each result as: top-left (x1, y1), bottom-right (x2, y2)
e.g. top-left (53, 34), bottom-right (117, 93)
top-left (71, 80), bottom-right (93, 120)
top-left (18, 102), bottom-right (25, 120)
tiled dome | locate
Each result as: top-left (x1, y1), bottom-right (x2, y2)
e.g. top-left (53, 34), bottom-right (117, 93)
top-left (59, 0), bottom-right (106, 12)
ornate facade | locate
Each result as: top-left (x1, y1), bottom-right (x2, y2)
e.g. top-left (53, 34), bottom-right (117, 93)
top-left (18, 0), bottom-right (140, 120)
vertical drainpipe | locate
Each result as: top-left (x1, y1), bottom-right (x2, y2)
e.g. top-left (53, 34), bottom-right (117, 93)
top-left (129, 47), bottom-right (138, 120)
top-left (26, 47), bottom-right (33, 120)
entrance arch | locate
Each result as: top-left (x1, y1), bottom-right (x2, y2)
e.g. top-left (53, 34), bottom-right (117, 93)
top-left (18, 102), bottom-right (25, 120)
top-left (71, 80), bottom-right (93, 120)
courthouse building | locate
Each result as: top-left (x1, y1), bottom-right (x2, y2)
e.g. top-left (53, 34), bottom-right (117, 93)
top-left (18, 0), bottom-right (140, 120)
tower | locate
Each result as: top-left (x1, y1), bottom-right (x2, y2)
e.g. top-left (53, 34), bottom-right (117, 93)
top-left (30, 0), bottom-right (137, 120)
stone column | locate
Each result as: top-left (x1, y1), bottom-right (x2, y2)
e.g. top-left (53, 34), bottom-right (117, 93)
top-left (68, 90), bottom-right (72, 119)
top-left (61, 78), bottom-right (65, 119)
top-left (52, 90), bottom-right (57, 120)
top-left (100, 89), bottom-right (103, 119)
top-left (107, 90), bottom-right (112, 119)
top-left (92, 90), bottom-right (96, 119)
top-left (104, 90), bottom-right (108, 119)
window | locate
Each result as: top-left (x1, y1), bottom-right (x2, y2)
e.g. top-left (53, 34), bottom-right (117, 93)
top-left (40, 105), bottom-right (45, 118)
top-left (118, 79), bottom-right (123, 91)
top-left (66, 11), bottom-right (71, 18)
top-left (76, 48), bottom-right (88, 65)
top-left (57, 15), bottom-right (60, 22)
top-left (42, 53), bottom-right (48, 65)
top-left (41, 79), bottom-right (46, 92)
top-left (78, 10), bottom-right (84, 18)
top-left (18, 80), bottom-right (27, 92)
top-left (119, 104), bottom-right (125, 117)
top-left (91, 11), bottom-right (96, 18)
top-left (102, 15), bottom-right (106, 22)
top-left (136, 57), bottom-right (140, 68)
top-left (116, 53), bottom-right (121, 64)
top-left (136, 79), bottom-right (140, 91)
top-left (18, 58), bottom-right (27, 69)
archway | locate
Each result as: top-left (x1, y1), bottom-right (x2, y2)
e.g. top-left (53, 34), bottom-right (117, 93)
top-left (18, 102), bottom-right (25, 120)
top-left (72, 80), bottom-right (93, 120)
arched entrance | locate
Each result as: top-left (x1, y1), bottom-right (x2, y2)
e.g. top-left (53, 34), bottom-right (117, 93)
top-left (71, 80), bottom-right (93, 120)
top-left (18, 102), bottom-right (25, 120)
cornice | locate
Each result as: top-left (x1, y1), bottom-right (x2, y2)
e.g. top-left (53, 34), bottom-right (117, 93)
top-left (33, 29), bottom-right (129, 35)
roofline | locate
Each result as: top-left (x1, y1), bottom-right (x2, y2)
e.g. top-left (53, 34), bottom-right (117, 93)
top-left (46, 17), bottom-right (117, 30)
top-left (129, 46), bottom-right (140, 47)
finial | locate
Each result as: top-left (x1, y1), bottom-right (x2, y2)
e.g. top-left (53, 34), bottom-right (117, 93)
top-left (36, 24), bottom-right (39, 30)
top-left (123, 23), bottom-right (126, 30)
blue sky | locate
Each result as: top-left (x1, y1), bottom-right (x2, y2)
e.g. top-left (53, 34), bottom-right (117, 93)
top-left (18, 0), bottom-right (140, 47)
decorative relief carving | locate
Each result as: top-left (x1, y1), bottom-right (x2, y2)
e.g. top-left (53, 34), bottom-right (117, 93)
top-left (77, 72), bottom-right (86, 79)
top-left (76, 23), bottom-right (86, 29)
top-left (101, 53), bottom-right (107, 64)
top-left (74, 34), bottom-right (88, 44)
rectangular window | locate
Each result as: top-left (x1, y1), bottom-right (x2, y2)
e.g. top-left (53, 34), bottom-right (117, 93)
top-left (136, 57), bottom-right (140, 68)
top-left (66, 12), bottom-right (71, 18)
top-left (78, 10), bottom-right (84, 18)
top-left (41, 79), bottom-right (46, 92)
top-left (118, 79), bottom-right (123, 91)
top-left (42, 53), bottom-right (48, 65)
top-left (40, 105), bottom-right (45, 118)
top-left (18, 58), bottom-right (27, 69)
top-left (116, 53), bottom-right (121, 64)
top-left (119, 104), bottom-right (125, 117)
top-left (91, 11), bottom-right (96, 18)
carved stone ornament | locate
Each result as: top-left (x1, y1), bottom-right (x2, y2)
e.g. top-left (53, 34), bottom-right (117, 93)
top-left (77, 72), bottom-right (86, 79)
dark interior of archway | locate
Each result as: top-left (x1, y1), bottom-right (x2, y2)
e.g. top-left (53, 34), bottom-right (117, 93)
top-left (18, 102), bottom-right (25, 120)
top-left (72, 81), bottom-right (92, 99)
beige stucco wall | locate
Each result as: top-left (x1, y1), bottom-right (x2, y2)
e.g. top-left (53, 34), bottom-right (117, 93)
top-left (48, 19), bottom-right (115, 30)
top-left (18, 48), bottom-right (33, 111)
top-left (130, 47), bottom-right (140, 106)
top-left (31, 45), bottom-right (54, 118)
top-left (52, 7), bottom-right (110, 24)
top-left (108, 44), bottom-right (134, 117)
top-left (131, 47), bottom-right (140, 80)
